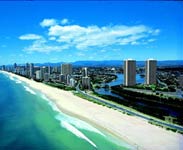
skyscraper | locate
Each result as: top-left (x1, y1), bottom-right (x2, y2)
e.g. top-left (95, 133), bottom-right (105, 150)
top-left (14, 63), bottom-right (17, 73)
top-left (29, 63), bottom-right (34, 78)
top-left (61, 63), bottom-right (72, 75)
top-left (48, 66), bottom-right (51, 75)
top-left (145, 59), bottom-right (157, 85)
top-left (82, 77), bottom-right (91, 89)
top-left (124, 59), bottom-right (136, 86)
top-left (82, 67), bottom-right (88, 77)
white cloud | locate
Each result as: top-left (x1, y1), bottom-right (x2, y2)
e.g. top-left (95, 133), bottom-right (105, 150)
top-left (77, 52), bottom-right (85, 56)
top-left (20, 18), bottom-right (160, 53)
top-left (49, 37), bottom-right (56, 41)
top-left (40, 19), bottom-right (57, 27)
top-left (48, 24), bottom-right (159, 50)
top-left (19, 34), bottom-right (42, 40)
top-left (23, 38), bottom-right (68, 53)
top-left (148, 38), bottom-right (156, 42)
top-left (61, 18), bottom-right (69, 25)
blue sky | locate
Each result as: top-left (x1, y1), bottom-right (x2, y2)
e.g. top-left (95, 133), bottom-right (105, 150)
top-left (0, 1), bottom-right (182, 65)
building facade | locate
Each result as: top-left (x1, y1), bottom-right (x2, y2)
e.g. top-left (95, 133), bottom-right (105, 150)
top-left (82, 77), bottom-right (91, 89)
top-left (61, 63), bottom-right (72, 75)
top-left (29, 63), bottom-right (34, 78)
top-left (124, 59), bottom-right (136, 86)
top-left (145, 59), bottom-right (157, 85)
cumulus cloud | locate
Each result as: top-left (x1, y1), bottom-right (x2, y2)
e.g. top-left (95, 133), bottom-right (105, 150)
top-left (19, 34), bottom-right (42, 40)
top-left (40, 19), bottom-right (57, 27)
top-left (48, 24), bottom-right (159, 49)
top-left (20, 18), bottom-right (160, 53)
top-left (61, 18), bottom-right (69, 25)
top-left (23, 38), bottom-right (68, 53)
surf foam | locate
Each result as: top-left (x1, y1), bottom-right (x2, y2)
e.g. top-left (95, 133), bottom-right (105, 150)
top-left (23, 85), bottom-right (36, 95)
top-left (61, 121), bottom-right (97, 148)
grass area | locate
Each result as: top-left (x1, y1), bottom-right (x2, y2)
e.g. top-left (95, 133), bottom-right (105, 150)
top-left (74, 90), bottom-right (183, 134)
top-left (73, 92), bottom-right (115, 109)
top-left (44, 82), bottom-right (76, 91)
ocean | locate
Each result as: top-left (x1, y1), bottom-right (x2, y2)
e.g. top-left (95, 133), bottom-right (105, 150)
top-left (0, 72), bottom-right (133, 150)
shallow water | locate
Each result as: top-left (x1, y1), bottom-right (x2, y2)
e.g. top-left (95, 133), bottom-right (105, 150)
top-left (0, 72), bottom-right (134, 150)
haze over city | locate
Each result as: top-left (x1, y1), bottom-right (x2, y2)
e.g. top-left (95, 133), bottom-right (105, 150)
top-left (0, 1), bottom-right (182, 65)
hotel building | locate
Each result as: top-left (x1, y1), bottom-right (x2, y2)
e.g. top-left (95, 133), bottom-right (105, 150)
top-left (29, 63), bottom-right (34, 78)
top-left (124, 59), bottom-right (136, 86)
top-left (145, 59), bottom-right (157, 85)
top-left (61, 63), bottom-right (72, 75)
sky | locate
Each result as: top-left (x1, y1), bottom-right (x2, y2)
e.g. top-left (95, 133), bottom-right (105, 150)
top-left (0, 1), bottom-right (182, 65)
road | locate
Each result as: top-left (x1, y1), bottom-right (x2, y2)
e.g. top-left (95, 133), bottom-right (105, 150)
top-left (76, 84), bottom-right (183, 132)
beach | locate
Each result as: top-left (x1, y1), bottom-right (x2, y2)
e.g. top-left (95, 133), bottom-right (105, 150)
top-left (2, 71), bottom-right (183, 150)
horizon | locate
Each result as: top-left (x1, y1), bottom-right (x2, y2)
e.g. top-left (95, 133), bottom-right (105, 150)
top-left (0, 1), bottom-right (182, 65)
top-left (2, 59), bottom-right (183, 67)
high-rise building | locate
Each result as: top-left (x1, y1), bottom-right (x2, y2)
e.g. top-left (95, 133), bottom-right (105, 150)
top-left (124, 59), bottom-right (136, 86)
top-left (48, 66), bottom-right (51, 75)
top-left (52, 67), bottom-right (58, 73)
top-left (29, 63), bottom-right (34, 78)
top-left (61, 63), bottom-right (72, 75)
top-left (35, 70), bottom-right (41, 80)
top-left (69, 78), bottom-right (75, 87)
top-left (145, 59), bottom-right (157, 85)
top-left (59, 74), bottom-right (65, 83)
top-left (66, 74), bottom-right (71, 85)
top-left (82, 77), bottom-right (91, 89)
top-left (44, 73), bottom-right (49, 82)
top-left (82, 67), bottom-right (88, 77)
top-left (25, 63), bottom-right (29, 77)
top-left (2, 65), bottom-right (5, 71)
top-left (14, 63), bottom-right (17, 73)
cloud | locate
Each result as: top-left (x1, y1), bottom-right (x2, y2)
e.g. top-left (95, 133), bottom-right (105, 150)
top-left (23, 38), bottom-right (68, 53)
top-left (48, 24), bottom-right (159, 49)
top-left (19, 34), bottom-right (42, 40)
top-left (77, 52), bottom-right (85, 56)
top-left (148, 38), bottom-right (156, 42)
top-left (40, 19), bottom-right (57, 27)
top-left (61, 18), bottom-right (69, 25)
top-left (20, 18), bottom-right (160, 53)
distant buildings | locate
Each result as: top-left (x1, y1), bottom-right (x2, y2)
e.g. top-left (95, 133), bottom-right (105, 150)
top-left (124, 59), bottom-right (136, 86)
top-left (178, 75), bottom-right (183, 88)
top-left (2, 65), bottom-right (5, 71)
top-left (61, 63), bottom-right (72, 75)
top-left (145, 59), bottom-right (157, 85)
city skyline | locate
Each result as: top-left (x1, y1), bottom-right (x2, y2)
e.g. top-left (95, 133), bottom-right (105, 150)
top-left (0, 1), bottom-right (182, 65)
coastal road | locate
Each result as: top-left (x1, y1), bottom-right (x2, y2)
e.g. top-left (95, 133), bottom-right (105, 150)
top-left (76, 84), bottom-right (183, 132)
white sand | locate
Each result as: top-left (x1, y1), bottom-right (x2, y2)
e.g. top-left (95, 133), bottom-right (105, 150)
top-left (2, 71), bottom-right (183, 150)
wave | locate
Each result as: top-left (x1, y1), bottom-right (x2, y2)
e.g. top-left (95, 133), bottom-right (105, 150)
top-left (48, 101), bottom-right (60, 112)
top-left (41, 94), bottom-right (49, 101)
top-left (55, 114), bottom-right (105, 137)
top-left (15, 80), bottom-right (22, 84)
top-left (23, 86), bottom-right (36, 95)
top-left (9, 76), bottom-right (16, 81)
top-left (40, 91), bottom-right (105, 137)
top-left (61, 121), bottom-right (97, 148)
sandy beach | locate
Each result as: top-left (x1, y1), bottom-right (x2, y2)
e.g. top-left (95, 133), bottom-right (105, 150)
top-left (2, 71), bottom-right (183, 150)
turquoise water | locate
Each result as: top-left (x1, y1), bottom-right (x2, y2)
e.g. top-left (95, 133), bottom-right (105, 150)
top-left (0, 72), bottom-right (134, 150)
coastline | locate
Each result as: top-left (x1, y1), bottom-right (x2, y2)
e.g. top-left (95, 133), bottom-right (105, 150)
top-left (1, 71), bottom-right (183, 150)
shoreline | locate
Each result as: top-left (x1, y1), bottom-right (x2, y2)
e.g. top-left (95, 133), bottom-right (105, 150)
top-left (1, 71), bottom-right (183, 150)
